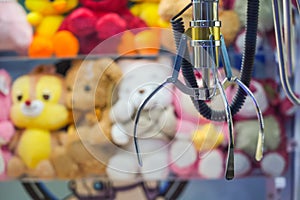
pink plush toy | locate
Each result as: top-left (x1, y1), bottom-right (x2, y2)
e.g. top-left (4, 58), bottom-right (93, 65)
top-left (231, 79), bottom-right (289, 177)
top-left (0, 69), bottom-right (15, 180)
top-left (170, 74), bottom-right (228, 179)
top-left (0, 0), bottom-right (32, 55)
top-left (60, 0), bottom-right (147, 54)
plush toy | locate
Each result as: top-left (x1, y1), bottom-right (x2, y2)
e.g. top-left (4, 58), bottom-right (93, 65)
top-left (0, 70), bottom-right (15, 180)
top-left (7, 66), bottom-right (70, 178)
top-left (0, 1), bottom-right (32, 55)
top-left (106, 56), bottom-right (177, 180)
top-left (130, 1), bottom-right (169, 28)
top-left (25, 0), bottom-right (79, 57)
top-left (158, 0), bottom-right (241, 51)
top-left (169, 75), bottom-right (228, 179)
top-left (230, 79), bottom-right (289, 177)
top-left (233, 0), bottom-right (274, 53)
top-left (60, 0), bottom-right (147, 54)
top-left (51, 58), bottom-right (122, 178)
top-left (117, 28), bottom-right (161, 56)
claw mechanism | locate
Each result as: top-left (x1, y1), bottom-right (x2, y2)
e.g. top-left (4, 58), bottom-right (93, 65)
top-left (133, 0), bottom-right (264, 180)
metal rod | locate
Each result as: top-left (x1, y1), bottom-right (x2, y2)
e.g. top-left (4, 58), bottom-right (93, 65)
top-left (216, 80), bottom-right (234, 180)
top-left (272, 0), bottom-right (300, 105)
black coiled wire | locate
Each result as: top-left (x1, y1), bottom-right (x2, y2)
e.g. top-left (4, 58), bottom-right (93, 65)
top-left (171, 0), bottom-right (260, 121)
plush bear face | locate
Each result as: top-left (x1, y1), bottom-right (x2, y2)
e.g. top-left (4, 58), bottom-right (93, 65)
top-left (0, 70), bottom-right (12, 121)
top-left (11, 74), bottom-right (69, 131)
top-left (79, 0), bottom-right (127, 12)
top-left (66, 58), bottom-right (122, 111)
top-left (25, 0), bottom-right (78, 15)
top-left (117, 58), bottom-right (173, 110)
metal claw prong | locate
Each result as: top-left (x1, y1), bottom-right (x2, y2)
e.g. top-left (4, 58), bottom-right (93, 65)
top-left (234, 78), bottom-right (265, 161)
top-left (133, 81), bottom-right (170, 166)
top-left (216, 80), bottom-right (234, 180)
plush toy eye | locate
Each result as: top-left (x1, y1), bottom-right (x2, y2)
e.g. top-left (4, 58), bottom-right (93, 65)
top-left (17, 94), bottom-right (23, 101)
top-left (43, 93), bottom-right (51, 100)
top-left (67, 86), bottom-right (72, 92)
top-left (84, 85), bottom-right (91, 92)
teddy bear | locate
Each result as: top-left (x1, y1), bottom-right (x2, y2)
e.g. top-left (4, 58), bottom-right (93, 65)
top-left (169, 73), bottom-right (229, 179)
top-left (158, 0), bottom-right (241, 52)
top-left (106, 56), bottom-right (177, 180)
top-left (59, 0), bottom-right (147, 54)
top-left (50, 58), bottom-right (123, 178)
top-left (0, 0), bottom-right (33, 55)
top-left (7, 65), bottom-right (70, 179)
top-left (229, 79), bottom-right (289, 177)
top-left (25, 0), bottom-right (79, 57)
top-left (0, 69), bottom-right (15, 180)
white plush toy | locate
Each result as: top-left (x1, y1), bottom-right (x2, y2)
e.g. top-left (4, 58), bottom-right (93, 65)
top-left (233, 0), bottom-right (274, 53)
top-left (107, 56), bottom-right (177, 180)
top-left (0, 0), bottom-right (32, 55)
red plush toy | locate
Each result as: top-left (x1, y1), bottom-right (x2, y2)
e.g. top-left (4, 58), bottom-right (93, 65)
top-left (60, 0), bottom-right (147, 54)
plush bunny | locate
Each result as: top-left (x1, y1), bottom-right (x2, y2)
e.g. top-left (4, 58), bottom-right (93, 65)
top-left (7, 66), bottom-right (70, 179)
top-left (107, 56), bottom-right (177, 180)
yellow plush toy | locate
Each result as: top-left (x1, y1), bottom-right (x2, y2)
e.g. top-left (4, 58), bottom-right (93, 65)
top-left (25, 0), bottom-right (79, 57)
top-left (130, 1), bottom-right (169, 28)
top-left (7, 66), bottom-right (70, 178)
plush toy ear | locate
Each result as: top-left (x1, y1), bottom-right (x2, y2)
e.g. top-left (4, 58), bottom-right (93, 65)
top-left (30, 64), bottom-right (57, 75)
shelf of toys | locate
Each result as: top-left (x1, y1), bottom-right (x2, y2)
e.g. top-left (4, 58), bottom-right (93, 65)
top-left (0, 1), bottom-right (299, 198)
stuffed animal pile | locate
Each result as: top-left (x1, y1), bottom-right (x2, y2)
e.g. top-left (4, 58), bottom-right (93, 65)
top-left (25, 0), bottom-right (79, 57)
top-left (0, 0), bottom-right (294, 182)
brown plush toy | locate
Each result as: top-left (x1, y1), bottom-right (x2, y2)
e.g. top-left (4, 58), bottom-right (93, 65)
top-left (158, 0), bottom-right (240, 51)
top-left (51, 58), bottom-right (122, 178)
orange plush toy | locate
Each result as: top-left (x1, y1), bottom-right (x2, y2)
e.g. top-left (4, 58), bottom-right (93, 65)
top-left (25, 0), bottom-right (79, 58)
